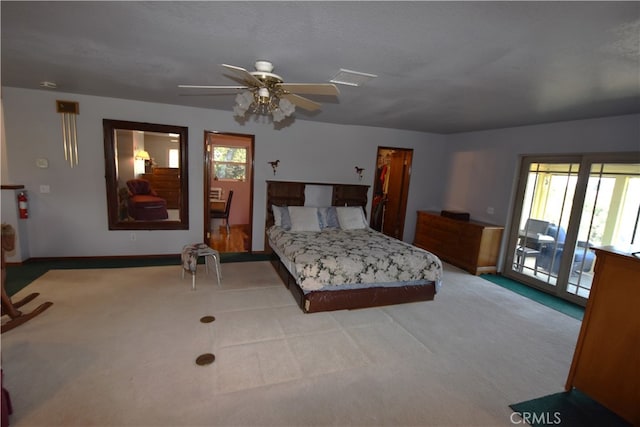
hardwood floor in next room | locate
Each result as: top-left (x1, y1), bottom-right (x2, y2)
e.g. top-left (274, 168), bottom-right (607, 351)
top-left (209, 224), bottom-right (250, 253)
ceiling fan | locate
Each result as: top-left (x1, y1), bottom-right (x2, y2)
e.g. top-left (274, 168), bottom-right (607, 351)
top-left (178, 60), bottom-right (340, 121)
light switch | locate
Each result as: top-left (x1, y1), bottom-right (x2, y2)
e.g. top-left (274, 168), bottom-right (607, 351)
top-left (40, 185), bottom-right (50, 193)
top-left (36, 158), bottom-right (49, 168)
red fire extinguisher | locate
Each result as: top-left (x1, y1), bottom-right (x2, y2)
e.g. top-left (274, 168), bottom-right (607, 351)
top-left (18, 191), bottom-right (28, 219)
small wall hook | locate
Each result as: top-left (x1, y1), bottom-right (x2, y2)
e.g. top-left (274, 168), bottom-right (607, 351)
top-left (355, 166), bottom-right (365, 181)
top-left (268, 160), bottom-right (280, 175)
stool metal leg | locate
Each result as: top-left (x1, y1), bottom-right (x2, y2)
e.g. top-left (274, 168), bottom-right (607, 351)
top-left (212, 253), bottom-right (221, 286)
top-left (180, 268), bottom-right (197, 290)
top-left (200, 248), bottom-right (221, 286)
top-left (203, 253), bottom-right (221, 286)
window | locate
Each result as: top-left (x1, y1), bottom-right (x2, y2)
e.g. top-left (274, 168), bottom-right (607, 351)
top-left (213, 146), bottom-right (247, 181)
top-left (169, 149), bottom-right (179, 168)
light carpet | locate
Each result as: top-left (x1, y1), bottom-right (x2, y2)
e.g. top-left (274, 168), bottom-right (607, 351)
top-left (1, 261), bottom-right (582, 426)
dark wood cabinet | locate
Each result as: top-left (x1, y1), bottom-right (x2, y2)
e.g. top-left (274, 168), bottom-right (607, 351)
top-left (413, 211), bottom-right (503, 275)
top-left (565, 247), bottom-right (640, 425)
top-left (267, 181), bottom-right (306, 209)
top-left (141, 167), bottom-right (180, 209)
top-left (332, 184), bottom-right (369, 213)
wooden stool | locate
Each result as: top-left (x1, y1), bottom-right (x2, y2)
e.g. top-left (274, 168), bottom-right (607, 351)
top-left (181, 243), bottom-right (221, 290)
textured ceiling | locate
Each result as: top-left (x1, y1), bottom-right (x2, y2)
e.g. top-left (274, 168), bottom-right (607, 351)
top-left (2, 1), bottom-right (639, 133)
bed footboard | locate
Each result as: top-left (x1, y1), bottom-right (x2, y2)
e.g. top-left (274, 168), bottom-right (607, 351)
top-left (303, 284), bottom-right (436, 313)
top-left (269, 254), bottom-right (436, 313)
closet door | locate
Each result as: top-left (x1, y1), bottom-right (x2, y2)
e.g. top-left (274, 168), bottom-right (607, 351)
top-left (382, 149), bottom-right (413, 240)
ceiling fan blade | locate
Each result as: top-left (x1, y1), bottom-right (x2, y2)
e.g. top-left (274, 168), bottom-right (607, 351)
top-left (279, 83), bottom-right (340, 96)
top-left (282, 93), bottom-right (322, 112)
top-left (178, 85), bottom-right (249, 89)
top-left (223, 74), bottom-right (254, 86)
top-left (221, 64), bottom-right (264, 87)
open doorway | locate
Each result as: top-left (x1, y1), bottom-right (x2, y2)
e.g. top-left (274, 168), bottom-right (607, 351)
top-left (204, 131), bottom-right (254, 253)
top-left (370, 147), bottom-right (413, 240)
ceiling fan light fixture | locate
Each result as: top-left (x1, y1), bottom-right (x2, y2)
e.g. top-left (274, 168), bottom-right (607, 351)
top-left (279, 98), bottom-right (295, 116)
top-left (233, 104), bottom-right (247, 117)
top-left (235, 91), bottom-right (253, 109)
top-left (233, 87), bottom-right (295, 123)
top-left (272, 107), bottom-right (285, 123)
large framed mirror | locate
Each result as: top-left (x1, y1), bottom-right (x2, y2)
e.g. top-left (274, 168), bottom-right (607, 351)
top-left (103, 119), bottom-right (189, 230)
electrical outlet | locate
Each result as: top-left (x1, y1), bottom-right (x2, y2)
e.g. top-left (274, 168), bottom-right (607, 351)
top-left (486, 206), bottom-right (495, 215)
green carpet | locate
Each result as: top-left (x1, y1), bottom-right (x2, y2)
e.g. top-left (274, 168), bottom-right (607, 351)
top-left (480, 274), bottom-right (585, 320)
top-left (510, 389), bottom-right (631, 426)
top-left (5, 252), bottom-right (270, 297)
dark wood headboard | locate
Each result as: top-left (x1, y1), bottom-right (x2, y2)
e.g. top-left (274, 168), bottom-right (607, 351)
top-left (265, 180), bottom-right (370, 249)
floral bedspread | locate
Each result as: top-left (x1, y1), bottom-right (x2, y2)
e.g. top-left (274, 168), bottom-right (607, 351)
top-left (267, 226), bottom-right (443, 292)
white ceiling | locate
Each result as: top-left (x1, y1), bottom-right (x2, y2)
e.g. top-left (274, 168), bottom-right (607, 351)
top-left (2, 1), bottom-right (639, 134)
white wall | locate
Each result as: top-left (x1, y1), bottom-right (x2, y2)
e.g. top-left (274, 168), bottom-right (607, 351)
top-left (1, 87), bottom-right (445, 257)
top-left (4, 86), bottom-right (635, 260)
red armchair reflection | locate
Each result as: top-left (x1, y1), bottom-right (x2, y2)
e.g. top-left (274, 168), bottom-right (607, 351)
top-left (126, 179), bottom-right (168, 221)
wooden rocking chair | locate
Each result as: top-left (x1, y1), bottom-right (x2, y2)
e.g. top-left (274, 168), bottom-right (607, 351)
top-left (1, 224), bottom-right (52, 334)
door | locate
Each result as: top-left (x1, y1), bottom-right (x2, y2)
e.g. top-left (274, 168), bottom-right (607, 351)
top-left (204, 131), bottom-right (254, 253)
top-left (370, 147), bottom-right (413, 240)
top-left (504, 154), bottom-right (640, 305)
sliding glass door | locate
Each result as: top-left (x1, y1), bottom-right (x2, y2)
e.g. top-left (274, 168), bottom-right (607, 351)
top-left (504, 153), bottom-right (640, 305)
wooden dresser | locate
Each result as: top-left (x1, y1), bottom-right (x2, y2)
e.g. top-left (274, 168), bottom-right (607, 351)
top-left (565, 247), bottom-right (640, 425)
top-left (141, 167), bottom-right (180, 209)
top-left (413, 211), bottom-right (503, 275)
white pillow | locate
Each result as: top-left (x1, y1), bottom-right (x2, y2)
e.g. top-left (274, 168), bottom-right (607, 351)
top-left (288, 206), bottom-right (321, 232)
top-left (272, 205), bottom-right (291, 229)
top-left (336, 206), bottom-right (368, 230)
top-left (272, 205), bottom-right (283, 226)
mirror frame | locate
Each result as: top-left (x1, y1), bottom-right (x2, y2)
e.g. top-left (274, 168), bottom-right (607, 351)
top-left (103, 119), bottom-right (189, 230)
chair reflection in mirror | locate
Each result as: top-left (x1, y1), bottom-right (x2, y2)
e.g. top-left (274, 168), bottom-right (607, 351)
top-left (126, 179), bottom-right (168, 221)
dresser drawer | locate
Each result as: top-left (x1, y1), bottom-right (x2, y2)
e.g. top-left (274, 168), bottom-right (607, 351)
top-left (415, 211), bottom-right (503, 275)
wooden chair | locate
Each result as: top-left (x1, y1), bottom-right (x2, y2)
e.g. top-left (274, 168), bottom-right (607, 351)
top-left (210, 187), bottom-right (222, 200)
top-left (1, 224), bottom-right (52, 334)
top-left (211, 190), bottom-right (233, 235)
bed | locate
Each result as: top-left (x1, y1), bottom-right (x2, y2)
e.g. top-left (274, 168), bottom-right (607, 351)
top-left (266, 180), bottom-right (443, 313)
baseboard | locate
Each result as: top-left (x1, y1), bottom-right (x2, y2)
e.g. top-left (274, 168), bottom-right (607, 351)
top-left (24, 254), bottom-right (180, 263)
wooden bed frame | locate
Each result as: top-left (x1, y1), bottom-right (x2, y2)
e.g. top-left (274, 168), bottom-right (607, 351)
top-left (265, 180), bottom-right (437, 313)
